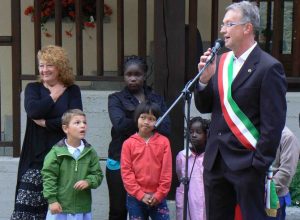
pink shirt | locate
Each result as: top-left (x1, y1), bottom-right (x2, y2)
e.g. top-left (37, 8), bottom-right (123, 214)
top-left (176, 149), bottom-right (206, 220)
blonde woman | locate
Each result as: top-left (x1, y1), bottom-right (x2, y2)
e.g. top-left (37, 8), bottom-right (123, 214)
top-left (11, 45), bottom-right (82, 220)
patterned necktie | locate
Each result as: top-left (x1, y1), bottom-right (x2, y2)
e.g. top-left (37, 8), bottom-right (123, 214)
top-left (73, 148), bottom-right (81, 160)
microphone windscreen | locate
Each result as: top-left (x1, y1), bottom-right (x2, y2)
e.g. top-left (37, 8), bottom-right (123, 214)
top-left (215, 39), bottom-right (225, 48)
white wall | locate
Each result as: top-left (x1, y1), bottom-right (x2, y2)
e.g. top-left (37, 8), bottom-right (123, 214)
top-left (0, 0), bottom-right (13, 135)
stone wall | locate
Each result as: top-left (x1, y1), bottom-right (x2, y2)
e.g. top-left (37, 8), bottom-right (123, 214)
top-left (1, 91), bottom-right (299, 220)
top-left (20, 90), bottom-right (300, 157)
top-left (20, 90), bottom-right (117, 158)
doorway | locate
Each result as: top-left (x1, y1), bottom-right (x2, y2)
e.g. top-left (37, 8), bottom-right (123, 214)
top-left (258, 0), bottom-right (300, 79)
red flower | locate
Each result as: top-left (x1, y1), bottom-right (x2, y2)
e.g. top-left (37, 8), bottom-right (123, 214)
top-left (104, 4), bottom-right (113, 16)
top-left (65, 30), bottom-right (73, 37)
top-left (47, 1), bottom-right (55, 7)
top-left (62, 0), bottom-right (68, 7)
top-left (68, 11), bottom-right (75, 18)
top-left (44, 32), bottom-right (52, 38)
top-left (24, 6), bottom-right (34, 16)
top-left (84, 21), bottom-right (96, 28)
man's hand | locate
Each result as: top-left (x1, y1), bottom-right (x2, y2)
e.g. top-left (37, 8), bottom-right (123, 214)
top-left (198, 48), bottom-right (217, 84)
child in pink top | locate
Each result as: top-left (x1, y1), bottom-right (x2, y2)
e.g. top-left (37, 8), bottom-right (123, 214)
top-left (121, 101), bottom-right (172, 220)
top-left (176, 116), bottom-right (210, 220)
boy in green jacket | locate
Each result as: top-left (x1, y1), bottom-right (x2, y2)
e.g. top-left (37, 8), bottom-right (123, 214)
top-left (42, 109), bottom-right (103, 220)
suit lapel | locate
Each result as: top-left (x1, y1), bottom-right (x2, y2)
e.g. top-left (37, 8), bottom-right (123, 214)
top-left (231, 46), bottom-right (261, 93)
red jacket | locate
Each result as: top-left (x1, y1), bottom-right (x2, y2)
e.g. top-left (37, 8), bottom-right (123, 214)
top-left (121, 132), bottom-right (172, 202)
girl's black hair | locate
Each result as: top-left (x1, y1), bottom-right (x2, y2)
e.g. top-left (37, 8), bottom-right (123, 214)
top-left (124, 55), bottom-right (148, 73)
top-left (134, 101), bottom-right (161, 124)
top-left (189, 116), bottom-right (210, 134)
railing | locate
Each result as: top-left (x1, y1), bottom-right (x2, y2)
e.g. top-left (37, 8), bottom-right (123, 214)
top-left (2, 0), bottom-right (150, 157)
top-left (2, 0), bottom-right (218, 157)
top-left (21, 0), bottom-right (148, 82)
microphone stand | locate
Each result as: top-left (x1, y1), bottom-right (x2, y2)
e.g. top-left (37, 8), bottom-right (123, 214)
top-left (155, 53), bottom-right (217, 220)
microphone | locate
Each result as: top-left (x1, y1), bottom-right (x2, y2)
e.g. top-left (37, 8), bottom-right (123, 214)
top-left (206, 39), bottom-right (225, 64)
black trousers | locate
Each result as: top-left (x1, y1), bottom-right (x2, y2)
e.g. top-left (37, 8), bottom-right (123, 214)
top-left (106, 167), bottom-right (128, 220)
top-left (203, 153), bottom-right (267, 220)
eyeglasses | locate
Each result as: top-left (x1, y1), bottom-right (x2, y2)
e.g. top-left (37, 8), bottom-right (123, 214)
top-left (220, 22), bottom-right (247, 29)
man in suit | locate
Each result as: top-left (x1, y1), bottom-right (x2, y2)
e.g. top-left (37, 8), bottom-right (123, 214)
top-left (194, 1), bottom-right (287, 220)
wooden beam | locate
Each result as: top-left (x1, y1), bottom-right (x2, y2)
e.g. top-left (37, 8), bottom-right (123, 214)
top-left (154, 0), bottom-right (185, 199)
top-left (211, 0), bottom-right (219, 44)
top-left (75, 0), bottom-right (83, 75)
top-left (117, 0), bottom-right (124, 76)
top-left (34, 0), bottom-right (41, 75)
top-left (20, 74), bottom-right (124, 82)
top-left (11, 0), bottom-right (21, 157)
top-left (265, 0), bottom-right (273, 53)
top-left (292, 0), bottom-right (300, 76)
top-left (0, 36), bottom-right (12, 46)
top-left (0, 142), bottom-right (14, 147)
top-left (272, 0), bottom-right (282, 59)
top-left (187, 0), bottom-right (199, 82)
top-left (96, 0), bottom-right (104, 76)
top-left (138, 0), bottom-right (147, 59)
top-left (55, 0), bottom-right (62, 46)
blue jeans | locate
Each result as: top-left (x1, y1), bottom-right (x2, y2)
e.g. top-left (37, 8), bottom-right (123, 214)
top-left (126, 195), bottom-right (170, 220)
top-left (266, 193), bottom-right (291, 220)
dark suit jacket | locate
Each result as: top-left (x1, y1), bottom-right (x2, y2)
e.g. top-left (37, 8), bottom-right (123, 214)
top-left (194, 45), bottom-right (287, 173)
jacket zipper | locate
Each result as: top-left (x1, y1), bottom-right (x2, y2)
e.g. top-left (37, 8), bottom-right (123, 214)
top-left (74, 148), bottom-right (92, 172)
top-left (57, 148), bottom-right (92, 172)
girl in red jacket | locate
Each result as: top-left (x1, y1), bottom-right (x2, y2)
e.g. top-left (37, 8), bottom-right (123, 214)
top-left (121, 101), bottom-right (172, 220)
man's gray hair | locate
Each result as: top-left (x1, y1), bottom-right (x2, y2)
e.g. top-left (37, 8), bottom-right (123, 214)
top-left (226, 1), bottom-right (260, 35)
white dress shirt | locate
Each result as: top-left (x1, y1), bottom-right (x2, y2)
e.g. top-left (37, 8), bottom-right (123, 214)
top-left (198, 42), bottom-right (257, 89)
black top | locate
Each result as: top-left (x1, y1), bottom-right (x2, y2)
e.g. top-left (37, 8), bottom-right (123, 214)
top-left (108, 86), bottom-right (171, 161)
top-left (17, 82), bottom-right (82, 180)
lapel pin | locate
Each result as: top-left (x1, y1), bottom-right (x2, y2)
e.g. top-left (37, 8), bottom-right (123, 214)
top-left (248, 69), bottom-right (252, 73)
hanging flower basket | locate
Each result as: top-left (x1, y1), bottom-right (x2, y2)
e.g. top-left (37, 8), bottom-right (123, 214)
top-left (24, 0), bottom-right (113, 38)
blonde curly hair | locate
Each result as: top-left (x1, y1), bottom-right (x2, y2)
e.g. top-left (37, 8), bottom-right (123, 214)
top-left (37, 45), bottom-right (75, 86)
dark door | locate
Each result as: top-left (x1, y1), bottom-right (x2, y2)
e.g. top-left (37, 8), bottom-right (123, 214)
top-left (258, 0), bottom-right (300, 79)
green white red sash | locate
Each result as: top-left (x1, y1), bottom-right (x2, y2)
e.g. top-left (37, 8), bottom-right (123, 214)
top-left (217, 52), bottom-right (260, 150)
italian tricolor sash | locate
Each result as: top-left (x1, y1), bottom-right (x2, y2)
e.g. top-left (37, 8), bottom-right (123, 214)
top-left (218, 52), bottom-right (260, 150)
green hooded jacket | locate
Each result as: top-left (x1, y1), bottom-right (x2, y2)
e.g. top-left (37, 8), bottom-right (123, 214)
top-left (42, 139), bottom-right (103, 214)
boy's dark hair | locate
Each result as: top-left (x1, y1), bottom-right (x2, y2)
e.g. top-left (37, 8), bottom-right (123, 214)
top-left (62, 109), bottom-right (86, 126)
top-left (124, 55), bottom-right (148, 73)
top-left (189, 116), bottom-right (210, 134)
top-left (134, 101), bottom-right (161, 124)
